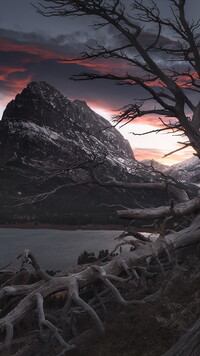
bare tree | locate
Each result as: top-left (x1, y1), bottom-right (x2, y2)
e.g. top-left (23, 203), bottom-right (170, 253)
top-left (36, 0), bottom-right (200, 157)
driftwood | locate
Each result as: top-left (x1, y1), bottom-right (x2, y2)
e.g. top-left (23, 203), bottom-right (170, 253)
top-left (0, 208), bottom-right (200, 355)
top-left (162, 318), bottom-right (200, 356)
top-left (117, 196), bottom-right (200, 220)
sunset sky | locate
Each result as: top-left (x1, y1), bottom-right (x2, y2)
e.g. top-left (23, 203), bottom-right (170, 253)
top-left (1, 0), bottom-right (199, 165)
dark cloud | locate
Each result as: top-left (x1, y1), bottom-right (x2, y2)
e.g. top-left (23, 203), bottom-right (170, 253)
top-left (0, 51), bottom-right (142, 112)
top-left (0, 28), bottom-right (86, 59)
top-left (0, 25), bottom-right (198, 118)
top-left (0, 27), bottom-right (149, 111)
top-left (1, 0), bottom-right (94, 36)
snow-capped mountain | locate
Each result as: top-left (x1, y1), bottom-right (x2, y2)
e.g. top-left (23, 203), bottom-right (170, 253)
top-left (166, 156), bottom-right (200, 184)
top-left (0, 81), bottom-right (135, 174)
top-left (142, 156), bottom-right (200, 186)
top-left (0, 81), bottom-right (165, 183)
top-left (0, 82), bottom-right (195, 224)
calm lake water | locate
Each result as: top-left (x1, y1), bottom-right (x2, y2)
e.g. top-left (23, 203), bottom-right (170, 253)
top-left (0, 229), bottom-right (123, 270)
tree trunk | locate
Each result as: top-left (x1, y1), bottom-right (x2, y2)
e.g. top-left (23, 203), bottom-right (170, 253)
top-left (162, 318), bottom-right (200, 356)
top-left (117, 196), bottom-right (200, 220)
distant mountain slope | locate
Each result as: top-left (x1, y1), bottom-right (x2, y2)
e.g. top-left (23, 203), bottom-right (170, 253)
top-left (141, 159), bottom-right (169, 173)
top-left (165, 156), bottom-right (200, 184)
top-left (142, 156), bottom-right (200, 185)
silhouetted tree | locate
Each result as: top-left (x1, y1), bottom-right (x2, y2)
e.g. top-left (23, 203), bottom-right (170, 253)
top-left (77, 250), bottom-right (95, 264)
top-left (37, 0), bottom-right (200, 158)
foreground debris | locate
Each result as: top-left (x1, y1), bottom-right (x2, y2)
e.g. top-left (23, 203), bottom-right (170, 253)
top-left (0, 201), bottom-right (200, 355)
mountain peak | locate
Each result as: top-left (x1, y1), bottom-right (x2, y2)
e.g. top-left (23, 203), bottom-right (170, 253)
top-left (2, 81), bottom-right (71, 127)
top-left (25, 80), bottom-right (72, 108)
top-left (0, 81), bottom-right (135, 169)
top-left (27, 80), bottom-right (58, 95)
top-left (26, 81), bottom-right (68, 103)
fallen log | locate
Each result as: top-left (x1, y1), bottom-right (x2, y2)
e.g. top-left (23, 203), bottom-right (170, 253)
top-left (161, 317), bottom-right (200, 356)
top-left (0, 216), bottom-right (200, 354)
top-left (117, 196), bottom-right (200, 220)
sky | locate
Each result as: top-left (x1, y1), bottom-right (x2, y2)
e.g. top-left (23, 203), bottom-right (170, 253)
top-left (0, 0), bottom-right (198, 165)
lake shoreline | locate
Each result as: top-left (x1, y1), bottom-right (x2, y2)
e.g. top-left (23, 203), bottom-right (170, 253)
top-left (0, 222), bottom-right (125, 231)
top-left (0, 228), bottom-right (122, 269)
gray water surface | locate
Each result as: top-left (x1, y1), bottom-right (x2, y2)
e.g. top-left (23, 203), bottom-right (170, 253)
top-left (0, 229), bottom-right (122, 270)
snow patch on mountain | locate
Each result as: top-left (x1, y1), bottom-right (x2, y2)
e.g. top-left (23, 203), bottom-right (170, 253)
top-left (166, 156), bottom-right (200, 184)
top-left (142, 156), bottom-right (200, 185)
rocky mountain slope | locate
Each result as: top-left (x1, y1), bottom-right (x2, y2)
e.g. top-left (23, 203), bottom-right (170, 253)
top-left (166, 156), bottom-right (200, 184)
top-left (0, 82), bottom-right (195, 225)
top-left (0, 81), bottom-right (135, 173)
top-left (141, 159), bottom-right (170, 173)
top-left (143, 156), bottom-right (200, 185)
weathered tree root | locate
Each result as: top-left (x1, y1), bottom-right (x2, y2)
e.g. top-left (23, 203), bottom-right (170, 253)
top-left (0, 323), bottom-right (13, 354)
top-left (0, 215), bottom-right (200, 354)
top-left (161, 318), bottom-right (200, 356)
top-left (117, 196), bottom-right (200, 220)
top-left (36, 293), bottom-right (74, 353)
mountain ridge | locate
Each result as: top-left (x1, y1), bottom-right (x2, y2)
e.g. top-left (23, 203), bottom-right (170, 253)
top-left (142, 156), bottom-right (200, 185)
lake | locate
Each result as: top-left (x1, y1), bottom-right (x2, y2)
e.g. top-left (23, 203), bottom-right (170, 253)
top-left (0, 228), bottom-right (123, 270)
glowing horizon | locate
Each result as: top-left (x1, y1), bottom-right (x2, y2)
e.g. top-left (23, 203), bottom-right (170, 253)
top-left (91, 106), bottom-right (194, 166)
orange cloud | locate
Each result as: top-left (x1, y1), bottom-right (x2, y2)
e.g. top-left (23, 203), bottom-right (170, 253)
top-left (0, 64), bottom-right (33, 93)
top-left (0, 66), bottom-right (27, 81)
top-left (7, 75), bottom-right (34, 90)
top-left (84, 105), bottom-right (174, 128)
top-left (2, 35), bottom-right (198, 92)
top-left (144, 71), bottom-right (199, 89)
top-left (58, 57), bottom-right (128, 75)
top-left (116, 114), bottom-right (174, 129)
top-left (87, 101), bottom-right (119, 114)
top-left (89, 105), bottom-right (194, 165)
top-left (0, 38), bottom-right (59, 60)
top-left (1, 36), bottom-right (128, 77)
